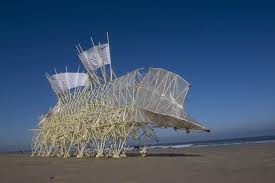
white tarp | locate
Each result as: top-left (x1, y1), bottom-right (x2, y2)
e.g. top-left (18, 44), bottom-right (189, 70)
top-left (133, 68), bottom-right (209, 131)
top-left (79, 43), bottom-right (111, 72)
top-left (135, 68), bottom-right (190, 118)
top-left (48, 72), bottom-right (89, 94)
top-left (108, 69), bottom-right (141, 106)
top-left (99, 43), bottom-right (111, 66)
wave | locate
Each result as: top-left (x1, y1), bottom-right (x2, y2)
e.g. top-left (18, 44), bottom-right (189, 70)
top-left (148, 137), bottom-right (275, 150)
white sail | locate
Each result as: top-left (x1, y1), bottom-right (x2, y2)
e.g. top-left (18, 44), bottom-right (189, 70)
top-left (79, 43), bottom-right (111, 72)
top-left (48, 72), bottom-right (89, 94)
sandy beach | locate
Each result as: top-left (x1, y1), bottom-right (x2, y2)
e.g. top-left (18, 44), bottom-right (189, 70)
top-left (0, 142), bottom-right (274, 183)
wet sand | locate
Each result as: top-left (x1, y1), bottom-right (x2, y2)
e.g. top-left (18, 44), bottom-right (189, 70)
top-left (0, 143), bottom-right (275, 183)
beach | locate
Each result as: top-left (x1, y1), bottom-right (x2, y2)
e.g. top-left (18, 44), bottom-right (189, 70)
top-left (0, 142), bottom-right (274, 183)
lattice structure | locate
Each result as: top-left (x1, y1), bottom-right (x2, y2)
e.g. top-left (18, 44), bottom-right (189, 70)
top-left (32, 33), bottom-right (209, 158)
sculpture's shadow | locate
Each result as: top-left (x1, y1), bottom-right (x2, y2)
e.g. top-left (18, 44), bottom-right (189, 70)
top-left (127, 152), bottom-right (202, 157)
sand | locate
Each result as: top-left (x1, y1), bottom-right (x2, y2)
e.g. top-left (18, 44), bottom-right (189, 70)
top-left (0, 143), bottom-right (275, 183)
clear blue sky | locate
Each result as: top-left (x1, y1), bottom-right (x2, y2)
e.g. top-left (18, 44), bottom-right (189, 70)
top-left (0, 0), bottom-right (274, 151)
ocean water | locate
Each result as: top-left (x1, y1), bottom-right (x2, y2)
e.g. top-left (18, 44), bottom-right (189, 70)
top-left (149, 135), bottom-right (275, 150)
top-left (2, 136), bottom-right (275, 152)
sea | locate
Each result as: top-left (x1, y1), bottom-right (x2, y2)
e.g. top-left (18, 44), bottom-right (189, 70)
top-left (147, 135), bottom-right (275, 150)
top-left (1, 135), bottom-right (275, 153)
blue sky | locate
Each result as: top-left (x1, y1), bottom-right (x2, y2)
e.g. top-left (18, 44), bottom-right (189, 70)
top-left (0, 0), bottom-right (274, 151)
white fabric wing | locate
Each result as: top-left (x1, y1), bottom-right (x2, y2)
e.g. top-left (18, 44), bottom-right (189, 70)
top-left (133, 68), bottom-right (209, 131)
top-left (48, 72), bottom-right (89, 94)
top-left (135, 68), bottom-right (190, 119)
top-left (79, 43), bottom-right (111, 72)
top-left (79, 47), bottom-right (103, 71)
top-left (108, 69), bottom-right (140, 106)
top-left (99, 43), bottom-right (111, 65)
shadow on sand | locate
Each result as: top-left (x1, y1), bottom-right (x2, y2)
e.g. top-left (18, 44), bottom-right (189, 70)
top-left (127, 152), bottom-right (202, 157)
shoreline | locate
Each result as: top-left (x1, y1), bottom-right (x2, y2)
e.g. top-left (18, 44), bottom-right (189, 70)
top-left (3, 136), bottom-right (275, 154)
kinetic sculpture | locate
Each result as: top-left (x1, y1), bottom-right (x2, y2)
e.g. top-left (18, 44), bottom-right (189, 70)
top-left (32, 33), bottom-right (209, 158)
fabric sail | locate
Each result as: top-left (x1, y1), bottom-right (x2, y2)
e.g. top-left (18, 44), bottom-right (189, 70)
top-left (79, 43), bottom-right (111, 72)
top-left (48, 72), bottom-right (89, 94)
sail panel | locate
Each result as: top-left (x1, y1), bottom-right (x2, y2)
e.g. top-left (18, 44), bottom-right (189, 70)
top-left (79, 43), bottom-right (111, 72)
top-left (48, 72), bottom-right (89, 94)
